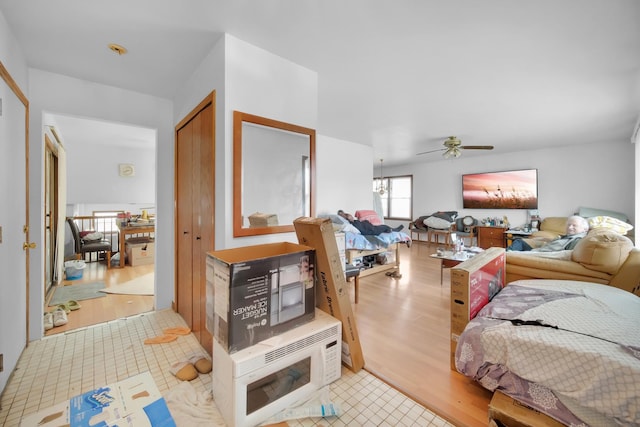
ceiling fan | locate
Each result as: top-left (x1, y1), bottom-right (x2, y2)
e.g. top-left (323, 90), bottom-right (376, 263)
top-left (416, 136), bottom-right (494, 159)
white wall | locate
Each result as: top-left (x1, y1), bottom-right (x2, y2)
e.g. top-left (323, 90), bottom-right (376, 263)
top-left (315, 135), bottom-right (373, 215)
top-left (175, 34), bottom-right (321, 249)
top-left (0, 8), bottom-right (29, 393)
top-left (27, 69), bottom-right (174, 341)
top-left (385, 141), bottom-right (635, 229)
top-left (65, 142), bottom-right (155, 205)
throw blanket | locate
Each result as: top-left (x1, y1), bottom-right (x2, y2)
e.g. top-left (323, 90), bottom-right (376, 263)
top-left (165, 382), bottom-right (225, 426)
top-left (455, 279), bottom-right (640, 426)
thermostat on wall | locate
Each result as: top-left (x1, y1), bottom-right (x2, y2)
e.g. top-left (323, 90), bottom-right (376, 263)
top-left (119, 163), bottom-right (135, 177)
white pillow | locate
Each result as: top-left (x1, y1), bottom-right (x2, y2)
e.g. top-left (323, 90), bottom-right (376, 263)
top-left (342, 223), bottom-right (361, 234)
top-left (588, 216), bottom-right (633, 235)
top-left (82, 231), bottom-right (104, 242)
top-left (318, 214), bottom-right (361, 234)
top-left (424, 216), bottom-right (452, 230)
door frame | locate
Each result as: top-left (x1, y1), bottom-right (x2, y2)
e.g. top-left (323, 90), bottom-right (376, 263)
top-left (44, 134), bottom-right (59, 294)
top-left (0, 61), bottom-right (30, 341)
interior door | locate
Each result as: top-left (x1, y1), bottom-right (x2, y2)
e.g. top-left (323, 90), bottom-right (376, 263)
top-left (175, 92), bottom-right (215, 354)
top-left (0, 61), bottom-right (30, 391)
top-left (44, 135), bottom-right (59, 293)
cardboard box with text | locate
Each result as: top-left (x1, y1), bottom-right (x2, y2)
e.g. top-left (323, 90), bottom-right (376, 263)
top-left (450, 247), bottom-right (505, 369)
top-left (294, 217), bottom-right (365, 372)
top-left (206, 242), bottom-right (316, 354)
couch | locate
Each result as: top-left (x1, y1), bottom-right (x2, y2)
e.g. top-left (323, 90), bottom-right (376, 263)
top-left (506, 228), bottom-right (640, 296)
top-left (518, 216), bottom-right (568, 248)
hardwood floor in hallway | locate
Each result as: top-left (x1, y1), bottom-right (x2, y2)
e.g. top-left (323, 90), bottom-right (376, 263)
top-left (352, 242), bottom-right (492, 427)
top-left (44, 262), bottom-right (154, 336)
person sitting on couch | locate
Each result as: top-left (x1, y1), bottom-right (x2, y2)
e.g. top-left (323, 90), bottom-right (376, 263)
top-left (338, 210), bottom-right (404, 235)
top-left (507, 215), bottom-right (589, 252)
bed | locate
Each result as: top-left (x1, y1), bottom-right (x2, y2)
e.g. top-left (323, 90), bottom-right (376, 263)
top-left (321, 212), bottom-right (412, 277)
top-left (454, 279), bottom-right (640, 426)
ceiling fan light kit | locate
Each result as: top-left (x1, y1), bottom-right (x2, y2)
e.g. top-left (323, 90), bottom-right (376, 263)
top-left (416, 135), bottom-right (494, 158)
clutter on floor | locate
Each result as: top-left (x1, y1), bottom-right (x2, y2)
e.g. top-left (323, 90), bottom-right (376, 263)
top-left (163, 326), bottom-right (191, 335)
top-left (8, 309), bottom-right (449, 427)
top-left (48, 282), bottom-right (106, 305)
top-left (144, 334), bottom-right (178, 345)
top-left (169, 352), bottom-right (212, 382)
top-left (20, 371), bottom-right (175, 427)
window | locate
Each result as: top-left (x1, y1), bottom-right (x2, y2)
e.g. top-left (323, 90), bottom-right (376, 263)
top-left (373, 175), bottom-right (412, 220)
top-left (92, 210), bottom-right (124, 233)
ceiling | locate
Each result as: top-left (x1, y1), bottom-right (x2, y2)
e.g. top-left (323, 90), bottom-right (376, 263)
top-left (2, 0), bottom-right (640, 167)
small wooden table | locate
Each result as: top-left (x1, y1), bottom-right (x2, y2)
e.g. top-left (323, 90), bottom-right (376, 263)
top-left (116, 222), bottom-right (155, 267)
top-left (430, 250), bottom-right (480, 285)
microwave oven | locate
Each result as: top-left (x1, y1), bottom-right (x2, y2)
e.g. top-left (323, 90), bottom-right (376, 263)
top-left (212, 308), bottom-right (342, 427)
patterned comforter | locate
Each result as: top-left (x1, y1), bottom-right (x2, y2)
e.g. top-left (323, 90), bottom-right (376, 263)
top-left (455, 279), bottom-right (640, 426)
top-left (344, 230), bottom-right (411, 251)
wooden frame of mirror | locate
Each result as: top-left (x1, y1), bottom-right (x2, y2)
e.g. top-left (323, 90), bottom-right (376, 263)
top-left (233, 111), bottom-right (316, 237)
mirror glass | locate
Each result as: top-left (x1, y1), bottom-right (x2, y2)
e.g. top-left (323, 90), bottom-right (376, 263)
top-left (233, 111), bottom-right (315, 236)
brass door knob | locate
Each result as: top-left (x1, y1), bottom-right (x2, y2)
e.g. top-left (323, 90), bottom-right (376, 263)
top-left (23, 242), bottom-right (36, 250)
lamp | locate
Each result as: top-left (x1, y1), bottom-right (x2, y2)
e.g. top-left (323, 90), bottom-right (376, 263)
top-left (443, 147), bottom-right (461, 159)
top-left (377, 159), bottom-right (387, 195)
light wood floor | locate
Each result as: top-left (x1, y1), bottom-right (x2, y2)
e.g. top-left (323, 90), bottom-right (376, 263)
top-left (353, 242), bottom-right (491, 427)
top-left (44, 261), bottom-right (155, 336)
top-left (43, 244), bottom-right (491, 426)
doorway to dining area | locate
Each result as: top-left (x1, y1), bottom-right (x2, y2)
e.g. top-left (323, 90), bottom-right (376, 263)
top-left (43, 113), bottom-right (158, 335)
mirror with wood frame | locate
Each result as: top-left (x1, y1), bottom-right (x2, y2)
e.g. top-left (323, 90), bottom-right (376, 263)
top-left (233, 111), bottom-right (316, 237)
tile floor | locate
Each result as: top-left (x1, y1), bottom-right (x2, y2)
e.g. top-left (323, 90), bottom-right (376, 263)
top-left (0, 309), bottom-right (454, 427)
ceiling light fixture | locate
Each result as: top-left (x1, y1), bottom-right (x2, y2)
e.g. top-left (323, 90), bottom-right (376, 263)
top-left (108, 43), bottom-right (128, 55)
top-left (443, 147), bottom-right (461, 159)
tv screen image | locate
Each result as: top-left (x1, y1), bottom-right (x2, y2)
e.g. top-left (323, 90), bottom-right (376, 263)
top-left (462, 169), bottom-right (538, 209)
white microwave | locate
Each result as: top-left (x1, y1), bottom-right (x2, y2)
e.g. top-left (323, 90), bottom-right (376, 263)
top-left (212, 309), bottom-right (342, 427)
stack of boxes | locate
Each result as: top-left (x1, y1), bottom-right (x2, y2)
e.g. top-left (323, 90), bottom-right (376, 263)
top-left (205, 218), bottom-right (365, 426)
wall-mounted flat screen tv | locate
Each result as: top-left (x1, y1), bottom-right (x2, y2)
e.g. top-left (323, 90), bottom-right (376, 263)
top-left (462, 169), bottom-right (538, 209)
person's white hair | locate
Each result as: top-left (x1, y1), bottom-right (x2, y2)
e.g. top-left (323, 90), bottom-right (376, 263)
top-left (567, 215), bottom-right (589, 232)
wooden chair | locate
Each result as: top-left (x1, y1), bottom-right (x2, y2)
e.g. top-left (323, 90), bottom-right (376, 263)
top-left (428, 227), bottom-right (454, 247)
top-left (67, 217), bottom-right (111, 269)
top-left (453, 216), bottom-right (478, 247)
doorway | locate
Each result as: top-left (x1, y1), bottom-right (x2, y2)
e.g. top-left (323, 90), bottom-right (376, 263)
top-left (43, 113), bottom-right (157, 332)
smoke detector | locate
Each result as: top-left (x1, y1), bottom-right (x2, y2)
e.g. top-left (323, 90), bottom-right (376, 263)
top-left (108, 43), bottom-right (128, 55)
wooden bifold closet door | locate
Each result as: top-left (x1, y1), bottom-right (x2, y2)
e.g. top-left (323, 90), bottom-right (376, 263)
top-left (175, 93), bottom-right (215, 355)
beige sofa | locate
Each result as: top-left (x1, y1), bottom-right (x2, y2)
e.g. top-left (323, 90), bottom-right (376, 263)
top-left (506, 228), bottom-right (640, 296)
top-left (518, 216), bottom-right (573, 248)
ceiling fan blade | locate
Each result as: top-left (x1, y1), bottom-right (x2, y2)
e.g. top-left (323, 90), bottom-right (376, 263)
top-left (416, 148), bottom-right (446, 156)
top-left (459, 145), bottom-right (494, 150)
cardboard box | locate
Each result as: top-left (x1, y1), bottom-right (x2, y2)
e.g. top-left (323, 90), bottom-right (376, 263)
top-left (489, 391), bottom-right (565, 427)
top-left (126, 239), bottom-right (155, 266)
top-left (248, 212), bottom-right (279, 227)
top-left (335, 231), bottom-right (346, 275)
top-left (294, 217), bottom-right (365, 372)
top-left (450, 247), bottom-right (505, 369)
top-left (20, 371), bottom-right (174, 427)
top-left (206, 242), bottom-right (316, 354)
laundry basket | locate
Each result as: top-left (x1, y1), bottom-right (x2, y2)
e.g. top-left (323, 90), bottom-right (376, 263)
top-left (64, 260), bottom-right (86, 280)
